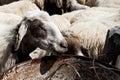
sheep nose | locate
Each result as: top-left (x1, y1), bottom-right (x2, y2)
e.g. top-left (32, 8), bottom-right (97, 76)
top-left (59, 41), bottom-right (68, 51)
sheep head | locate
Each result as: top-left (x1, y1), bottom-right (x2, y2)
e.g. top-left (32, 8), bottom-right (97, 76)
top-left (61, 31), bottom-right (83, 56)
top-left (14, 10), bottom-right (68, 54)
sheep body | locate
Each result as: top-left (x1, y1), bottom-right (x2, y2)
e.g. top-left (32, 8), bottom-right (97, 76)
top-left (0, 12), bottom-right (22, 74)
top-left (66, 7), bottom-right (120, 58)
top-left (25, 0), bottom-right (89, 15)
top-left (69, 21), bottom-right (110, 58)
top-left (77, 0), bottom-right (120, 8)
top-left (0, 0), bottom-right (40, 17)
top-left (62, 7), bottom-right (120, 24)
top-left (96, 0), bottom-right (120, 8)
top-left (51, 15), bottom-right (71, 30)
top-left (0, 10), bottom-right (67, 74)
top-left (70, 0), bottom-right (90, 10)
top-left (0, 0), bottom-right (89, 15)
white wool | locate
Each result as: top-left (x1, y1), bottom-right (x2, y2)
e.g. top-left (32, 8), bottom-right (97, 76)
top-left (0, 12), bottom-right (22, 74)
top-left (0, 6), bottom-right (68, 74)
top-left (0, 0), bottom-right (40, 17)
top-left (97, 0), bottom-right (120, 8)
top-left (51, 15), bottom-right (71, 30)
top-left (68, 21), bottom-right (106, 58)
top-left (62, 10), bottom-right (83, 24)
top-left (70, 0), bottom-right (90, 10)
top-left (77, 0), bottom-right (120, 8)
top-left (25, 10), bottom-right (51, 22)
top-left (62, 7), bottom-right (120, 24)
top-left (0, 24), bottom-right (17, 74)
top-left (30, 14), bottom-right (71, 59)
top-left (0, 12), bottom-right (22, 25)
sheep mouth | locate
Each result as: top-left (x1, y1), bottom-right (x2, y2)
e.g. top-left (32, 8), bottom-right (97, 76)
top-left (49, 47), bottom-right (67, 56)
top-left (48, 43), bottom-right (68, 54)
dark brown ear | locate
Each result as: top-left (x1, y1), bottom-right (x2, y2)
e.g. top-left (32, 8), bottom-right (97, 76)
top-left (40, 56), bottom-right (57, 74)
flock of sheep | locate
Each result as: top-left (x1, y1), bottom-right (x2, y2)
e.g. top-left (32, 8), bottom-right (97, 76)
top-left (0, 0), bottom-right (120, 76)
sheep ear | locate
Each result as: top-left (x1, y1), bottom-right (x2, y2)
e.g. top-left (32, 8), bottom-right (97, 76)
top-left (14, 21), bottom-right (28, 51)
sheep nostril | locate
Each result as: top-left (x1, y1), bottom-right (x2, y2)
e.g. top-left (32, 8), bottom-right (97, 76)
top-left (60, 42), bottom-right (68, 49)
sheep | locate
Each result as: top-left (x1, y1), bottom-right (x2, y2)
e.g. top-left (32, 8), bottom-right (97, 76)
top-left (0, 12), bottom-right (22, 74)
top-left (0, 0), bottom-right (89, 15)
top-left (62, 7), bottom-right (120, 24)
top-left (96, 0), bottom-right (120, 8)
top-left (70, 0), bottom-right (90, 10)
top-left (51, 14), bottom-right (71, 30)
top-left (22, 0), bottom-right (45, 10)
top-left (0, 10), bottom-right (68, 74)
top-left (25, 0), bottom-right (90, 14)
top-left (43, 0), bottom-right (66, 15)
top-left (0, 0), bottom-right (40, 17)
top-left (29, 14), bottom-right (79, 59)
top-left (29, 14), bottom-right (72, 59)
top-left (62, 10), bottom-right (84, 24)
top-left (30, 31), bottom-right (84, 59)
top-left (32, 20), bottom-right (112, 59)
top-left (30, 7), bottom-right (120, 59)
top-left (98, 26), bottom-right (120, 69)
top-left (28, 0), bottom-right (89, 15)
top-left (76, 0), bottom-right (98, 7)
top-left (69, 21), bottom-right (111, 58)
top-left (32, 21), bottom-right (117, 59)
top-left (22, 0), bottom-right (89, 15)
top-left (0, 12), bottom-right (22, 25)
top-left (77, 0), bottom-right (120, 8)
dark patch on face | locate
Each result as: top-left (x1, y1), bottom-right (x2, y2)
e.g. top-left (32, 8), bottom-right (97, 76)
top-left (40, 56), bottom-right (57, 74)
top-left (61, 31), bottom-right (89, 56)
top-left (28, 19), bottom-right (47, 39)
top-left (63, 33), bottom-right (81, 55)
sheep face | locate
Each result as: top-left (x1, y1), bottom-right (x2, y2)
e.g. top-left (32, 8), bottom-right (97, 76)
top-left (15, 10), bottom-right (68, 54)
top-left (62, 31), bottom-right (83, 56)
